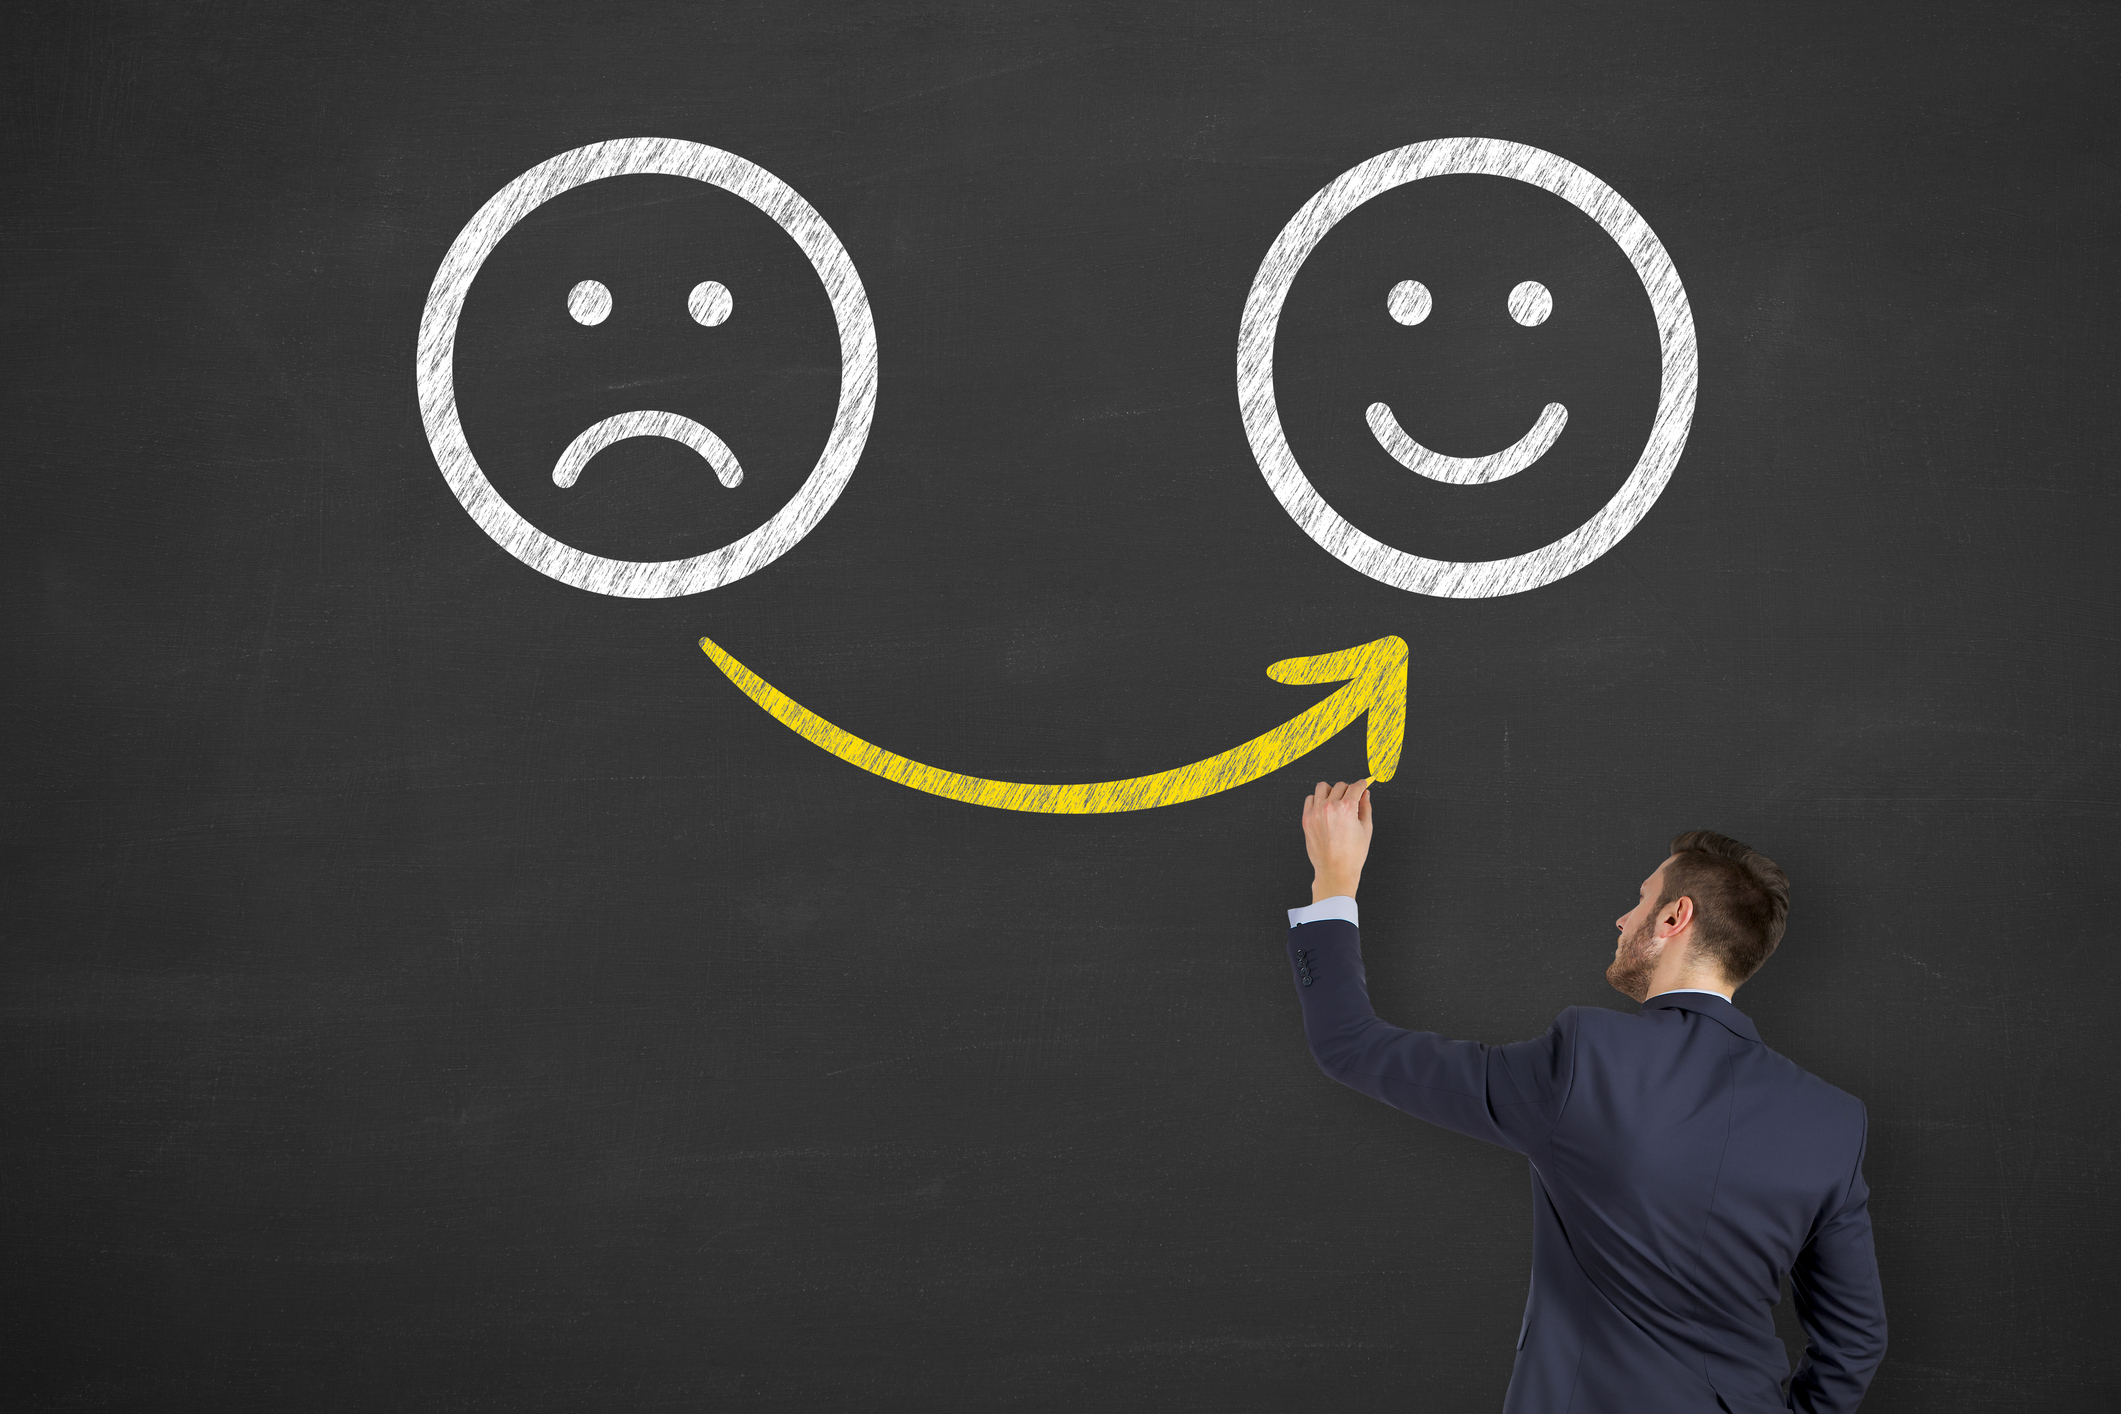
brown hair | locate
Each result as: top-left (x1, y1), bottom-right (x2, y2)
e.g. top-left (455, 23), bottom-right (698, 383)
top-left (1659, 831), bottom-right (1790, 985)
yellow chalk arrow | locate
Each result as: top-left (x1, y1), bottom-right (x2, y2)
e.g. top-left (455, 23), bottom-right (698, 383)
top-left (697, 633), bottom-right (1406, 813)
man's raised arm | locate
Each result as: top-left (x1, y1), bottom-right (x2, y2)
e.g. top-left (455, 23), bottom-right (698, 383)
top-left (1287, 781), bottom-right (1570, 1157)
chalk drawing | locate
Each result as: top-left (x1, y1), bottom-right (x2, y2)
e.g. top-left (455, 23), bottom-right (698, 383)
top-left (1507, 279), bottom-right (1554, 328)
top-left (566, 279), bottom-right (612, 326)
top-left (417, 138), bottom-right (877, 597)
top-left (1387, 279), bottom-right (1432, 326)
top-left (552, 411), bottom-right (743, 489)
top-left (687, 280), bottom-right (733, 327)
top-left (698, 635), bottom-right (1407, 813)
top-left (1365, 399), bottom-right (1569, 486)
top-left (1238, 138), bottom-right (1698, 597)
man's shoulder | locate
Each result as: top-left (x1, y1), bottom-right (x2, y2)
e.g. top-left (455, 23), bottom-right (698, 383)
top-left (1552, 1000), bottom-right (1866, 1093)
top-left (1753, 1039), bottom-right (1870, 1121)
top-left (1541, 1005), bottom-right (1869, 1169)
top-left (1546, 1001), bottom-right (1709, 1046)
top-left (1736, 1041), bottom-right (1871, 1175)
top-left (1537, 1004), bottom-right (1639, 1059)
top-left (1547, 1002), bottom-right (1637, 1036)
top-left (1551, 1004), bottom-right (1868, 1119)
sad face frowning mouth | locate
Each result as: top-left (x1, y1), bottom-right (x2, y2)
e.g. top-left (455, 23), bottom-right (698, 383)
top-left (1364, 278), bottom-right (1566, 485)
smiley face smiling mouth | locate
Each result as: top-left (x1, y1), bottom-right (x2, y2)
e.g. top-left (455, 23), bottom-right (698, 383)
top-left (552, 410), bottom-right (744, 489)
top-left (1364, 398), bottom-right (1568, 486)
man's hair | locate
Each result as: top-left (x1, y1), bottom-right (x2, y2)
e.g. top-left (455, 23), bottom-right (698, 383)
top-left (1659, 831), bottom-right (1790, 985)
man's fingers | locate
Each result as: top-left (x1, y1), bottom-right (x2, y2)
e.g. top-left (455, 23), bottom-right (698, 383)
top-left (1314, 778), bottom-right (1381, 814)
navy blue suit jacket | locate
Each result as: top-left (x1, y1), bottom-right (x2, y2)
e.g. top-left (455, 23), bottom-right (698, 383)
top-left (1288, 918), bottom-right (1886, 1413)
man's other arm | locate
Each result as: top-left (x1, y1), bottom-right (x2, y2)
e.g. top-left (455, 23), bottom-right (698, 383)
top-left (1287, 913), bottom-right (1570, 1156)
top-left (1786, 1115), bottom-right (1888, 1412)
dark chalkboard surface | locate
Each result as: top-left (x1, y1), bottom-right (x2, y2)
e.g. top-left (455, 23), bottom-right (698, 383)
top-left (6, 3), bottom-right (2117, 1409)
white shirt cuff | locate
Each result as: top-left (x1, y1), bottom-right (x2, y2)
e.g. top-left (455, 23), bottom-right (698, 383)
top-left (1287, 896), bottom-right (1359, 928)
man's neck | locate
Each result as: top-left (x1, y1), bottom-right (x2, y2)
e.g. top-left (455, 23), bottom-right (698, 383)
top-left (1645, 972), bottom-right (1735, 1002)
top-left (1648, 983), bottom-right (1734, 1001)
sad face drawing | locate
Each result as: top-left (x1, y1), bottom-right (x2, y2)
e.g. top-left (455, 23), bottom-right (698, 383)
top-left (417, 139), bottom-right (877, 598)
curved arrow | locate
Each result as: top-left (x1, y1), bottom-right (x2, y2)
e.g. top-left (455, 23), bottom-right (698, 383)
top-left (697, 634), bottom-right (1406, 813)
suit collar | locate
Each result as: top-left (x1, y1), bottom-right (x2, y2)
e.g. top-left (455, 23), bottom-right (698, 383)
top-left (1641, 989), bottom-right (1760, 1043)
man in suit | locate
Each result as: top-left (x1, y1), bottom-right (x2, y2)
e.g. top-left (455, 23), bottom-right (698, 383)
top-left (1288, 779), bottom-right (1886, 1412)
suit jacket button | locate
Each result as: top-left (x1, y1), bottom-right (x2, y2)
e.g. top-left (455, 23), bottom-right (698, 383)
top-left (1301, 978), bottom-right (1312, 986)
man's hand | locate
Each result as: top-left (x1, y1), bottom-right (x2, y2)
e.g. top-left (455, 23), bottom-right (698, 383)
top-left (1302, 778), bottom-right (1374, 904)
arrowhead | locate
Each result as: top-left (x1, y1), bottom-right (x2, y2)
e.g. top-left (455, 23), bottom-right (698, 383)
top-left (1265, 636), bottom-right (1408, 782)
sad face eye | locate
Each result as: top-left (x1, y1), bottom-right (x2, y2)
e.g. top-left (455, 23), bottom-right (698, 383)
top-left (1386, 279), bottom-right (1432, 326)
top-left (1508, 280), bottom-right (1553, 327)
top-left (688, 280), bottom-right (733, 327)
top-left (566, 279), bottom-right (612, 326)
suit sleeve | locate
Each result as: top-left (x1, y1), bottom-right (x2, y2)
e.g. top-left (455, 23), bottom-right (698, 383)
top-left (1286, 918), bottom-right (1571, 1156)
top-left (1786, 1111), bottom-right (1888, 1413)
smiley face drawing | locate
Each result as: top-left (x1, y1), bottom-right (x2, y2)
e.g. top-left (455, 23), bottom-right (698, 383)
top-left (416, 138), bottom-right (877, 598)
top-left (1238, 138), bottom-right (1698, 598)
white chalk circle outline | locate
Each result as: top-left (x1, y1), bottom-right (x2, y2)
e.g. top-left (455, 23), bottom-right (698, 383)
top-left (417, 138), bottom-right (878, 598)
top-left (1237, 138), bottom-right (1698, 598)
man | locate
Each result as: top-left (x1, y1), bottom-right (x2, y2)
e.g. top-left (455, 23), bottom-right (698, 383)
top-left (1288, 779), bottom-right (1886, 1412)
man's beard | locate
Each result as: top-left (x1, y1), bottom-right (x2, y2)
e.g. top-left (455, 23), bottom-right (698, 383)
top-left (1606, 916), bottom-right (1661, 1002)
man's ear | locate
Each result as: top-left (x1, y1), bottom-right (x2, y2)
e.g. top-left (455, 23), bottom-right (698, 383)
top-left (1658, 895), bottom-right (1695, 940)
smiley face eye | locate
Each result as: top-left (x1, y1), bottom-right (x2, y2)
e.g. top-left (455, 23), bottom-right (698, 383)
top-left (1508, 280), bottom-right (1553, 327)
top-left (1386, 280), bottom-right (1432, 326)
top-left (566, 280), bottom-right (612, 326)
top-left (688, 280), bottom-right (733, 327)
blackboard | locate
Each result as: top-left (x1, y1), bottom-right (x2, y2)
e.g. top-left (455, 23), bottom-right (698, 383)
top-left (7, 3), bottom-right (2116, 1409)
